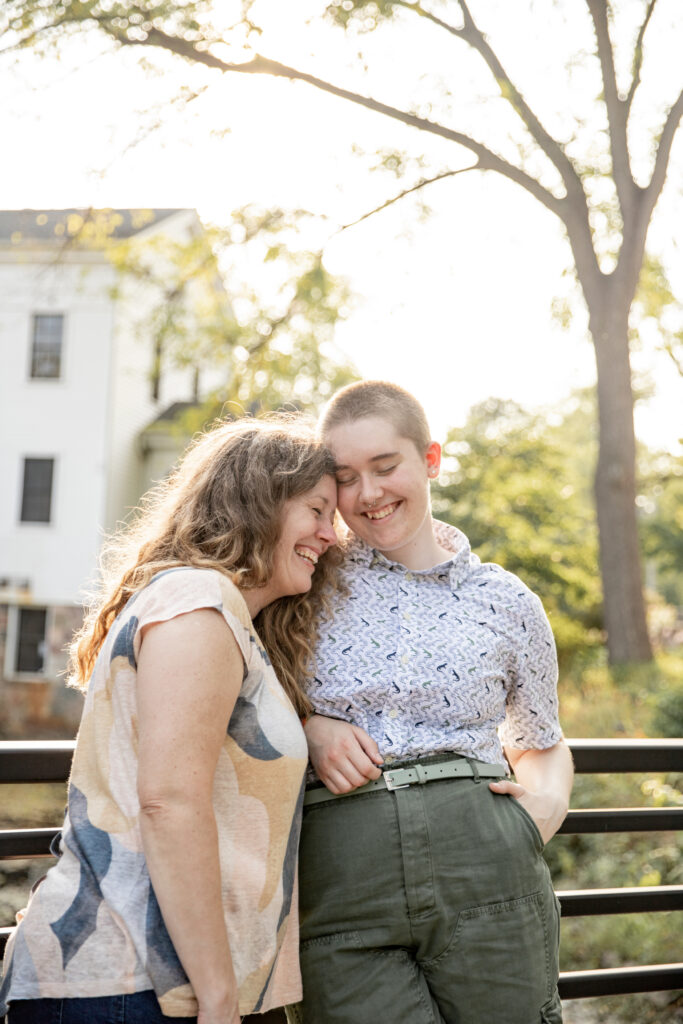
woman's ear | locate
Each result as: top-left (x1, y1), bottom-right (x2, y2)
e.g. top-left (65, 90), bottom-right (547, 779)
top-left (426, 441), bottom-right (441, 478)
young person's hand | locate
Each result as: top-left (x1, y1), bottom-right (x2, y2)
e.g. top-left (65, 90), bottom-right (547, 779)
top-left (488, 778), bottom-right (569, 845)
top-left (492, 741), bottom-right (573, 844)
top-left (304, 715), bottom-right (383, 793)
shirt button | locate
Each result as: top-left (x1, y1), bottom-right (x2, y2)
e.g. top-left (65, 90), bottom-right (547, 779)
top-left (401, 654), bottom-right (410, 665)
top-left (402, 611), bottom-right (411, 621)
top-left (405, 573), bottom-right (413, 581)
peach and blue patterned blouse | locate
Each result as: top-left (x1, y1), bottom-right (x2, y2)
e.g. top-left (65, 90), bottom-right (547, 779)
top-left (0, 568), bottom-right (308, 1018)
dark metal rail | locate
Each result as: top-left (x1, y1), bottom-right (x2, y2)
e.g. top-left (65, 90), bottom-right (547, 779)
top-left (569, 738), bottom-right (683, 774)
top-left (559, 806), bottom-right (683, 833)
top-left (1, 738), bottom-right (682, 1003)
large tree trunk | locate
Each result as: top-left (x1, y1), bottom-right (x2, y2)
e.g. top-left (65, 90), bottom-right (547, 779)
top-left (591, 297), bottom-right (653, 663)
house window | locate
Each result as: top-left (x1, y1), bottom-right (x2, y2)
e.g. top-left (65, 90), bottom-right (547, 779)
top-left (14, 608), bottom-right (48, 674)
top-left (20, 458), bottom-right (54, 523)
top-left (30, 314), bottom-right (63, 379)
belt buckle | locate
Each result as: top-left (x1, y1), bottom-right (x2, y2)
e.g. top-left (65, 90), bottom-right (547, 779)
top-left (384, 768), bottom-right (411, 791)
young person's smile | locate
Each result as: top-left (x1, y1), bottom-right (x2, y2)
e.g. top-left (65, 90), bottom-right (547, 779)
top-left (326, 417), bottom-right (443, 569)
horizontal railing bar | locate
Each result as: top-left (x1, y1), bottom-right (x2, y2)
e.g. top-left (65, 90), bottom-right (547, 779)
top-left (567, 738), bottom-right (683, 774)
top-left (1, 739), bottom-right (682, 781)
top-left (559, 807), bottom-right (683, 833)
top-left (2, 809), bottom-right (680, 862)
top-left (0, 741), bottom-right (74, 783)
top-left (558, 962), bottom-right (683, 998)
top-left (557, 886), bottom-right (683, 916)
top-left (0, 927), bottom-right (680, 1000)
top-left (0, 828), bottom-right (60, 859)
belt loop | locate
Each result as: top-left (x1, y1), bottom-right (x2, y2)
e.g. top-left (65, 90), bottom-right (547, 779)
top-left (467, 757), bottom-right (481, 784)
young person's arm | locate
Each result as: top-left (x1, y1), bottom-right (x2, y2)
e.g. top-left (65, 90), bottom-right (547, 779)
top-left (491, 741), bottom-right (574, 844)
top-left (304, 714), bottom-right (383, 792)
top-left (137, 609), bottom-right (243, 1024)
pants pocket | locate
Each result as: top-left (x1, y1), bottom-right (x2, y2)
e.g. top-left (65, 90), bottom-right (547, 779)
top-left (424, 891), bottom-right (557, 1024)
top-left (506, 792), bottom-right (545, 852)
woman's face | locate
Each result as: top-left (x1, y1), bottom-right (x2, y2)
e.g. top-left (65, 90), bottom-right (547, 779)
top-left (267, 474), bottom-right (338, 602)
top-left (325, 416), bottom-right (440, 563)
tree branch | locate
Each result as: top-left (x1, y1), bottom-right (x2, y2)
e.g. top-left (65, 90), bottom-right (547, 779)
top-left (115, 27), bottom-right (566, 220)
top-left (584, 0), bottom-right (633, 215)
top-left (390, 0), bottom-right (600, 285)
top-left (644, 87), bottom-right (683, 219)
top-left (393, 0), bottom-right (585, 205)
top-left (625, 0), bottom-right (658, 118)
top-left (614, 86), bottom-right (683, 307)
top-left (662, 340), bottom-right (683, 377)
top-left (334, 165), bottom-right (479, 235)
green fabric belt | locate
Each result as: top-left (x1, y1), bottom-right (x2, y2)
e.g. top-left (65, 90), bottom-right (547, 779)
top-left (303, 756), bottom-right (507, 806)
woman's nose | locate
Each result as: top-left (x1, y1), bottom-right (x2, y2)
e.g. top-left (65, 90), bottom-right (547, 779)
top-left (318, 519), bottom-right (338, 547)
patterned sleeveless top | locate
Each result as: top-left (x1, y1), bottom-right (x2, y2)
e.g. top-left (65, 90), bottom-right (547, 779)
top-left (0, 568), bottom-right (308, 1017)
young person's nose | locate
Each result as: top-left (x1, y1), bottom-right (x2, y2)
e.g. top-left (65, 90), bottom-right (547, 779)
top-left (358, 475), bottom-right (382, 508)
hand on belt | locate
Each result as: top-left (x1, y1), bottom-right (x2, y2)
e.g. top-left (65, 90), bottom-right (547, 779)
top-left (303, 756), bottom-right (507, 806)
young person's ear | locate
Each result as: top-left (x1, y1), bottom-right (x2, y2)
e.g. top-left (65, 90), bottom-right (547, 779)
top-left (426, 441), bottom-right (441, 478)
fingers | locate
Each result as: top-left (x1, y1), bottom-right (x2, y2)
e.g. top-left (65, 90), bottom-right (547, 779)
top-left (323, 766), bottom-right (371, 795)
top-left (305, 715), bottom-right (383, 792)
top-left (352, 725), bottom-right (384, 767)
top-left (318, 739), bottom-right (381, 793)
top-left (489, 779), bottom-right (526, 797)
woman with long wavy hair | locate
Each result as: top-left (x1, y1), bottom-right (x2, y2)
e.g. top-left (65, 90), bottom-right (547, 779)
top-left (0, 416), bottom-right (338, 1024)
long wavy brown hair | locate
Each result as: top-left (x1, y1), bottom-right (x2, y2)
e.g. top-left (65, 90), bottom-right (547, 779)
top-left (67, 415), bottom-right (340, 715)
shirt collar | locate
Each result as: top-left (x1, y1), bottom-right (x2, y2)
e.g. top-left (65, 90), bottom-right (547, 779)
top-left (344, 519), bottom-right (476, 592)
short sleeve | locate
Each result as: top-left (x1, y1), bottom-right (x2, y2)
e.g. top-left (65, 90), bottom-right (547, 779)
top-left (123, 567), bottom-right (253, 668)
top-left (498, 590), bottom-right (563, 752)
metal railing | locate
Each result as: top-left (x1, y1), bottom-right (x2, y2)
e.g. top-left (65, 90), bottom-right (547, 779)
top-left (1, 738), bottom-right (682, 1005)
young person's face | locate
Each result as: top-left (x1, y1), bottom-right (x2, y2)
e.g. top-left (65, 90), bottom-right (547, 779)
top-left (325, 416), bottom-right (440, 563)
top-left (266, 475), bottom-right (338, 602)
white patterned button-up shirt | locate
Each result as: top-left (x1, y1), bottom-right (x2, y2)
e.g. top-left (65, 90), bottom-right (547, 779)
top-left (309, 520), bottom-right (563, 769)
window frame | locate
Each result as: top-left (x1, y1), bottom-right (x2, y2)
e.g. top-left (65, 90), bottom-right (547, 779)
top-left (4, 604), bottom-right (52, 682)
top-left (28, 313), bottom-right (65, 381)
top-left (19, 456), bottom-right (56, 525)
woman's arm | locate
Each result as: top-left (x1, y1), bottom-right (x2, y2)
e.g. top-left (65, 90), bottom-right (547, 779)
top-left (491, 741), bottom-right (574, 844)
top-left (137, 609), bottom-right (243, 1024)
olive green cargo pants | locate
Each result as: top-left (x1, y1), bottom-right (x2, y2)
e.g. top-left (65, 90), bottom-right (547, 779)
top-left (288, 769), bottom-right (562, 1024)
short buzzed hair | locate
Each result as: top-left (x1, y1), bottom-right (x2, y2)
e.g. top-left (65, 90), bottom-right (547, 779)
top-left (319, 380), bottom-right (432, 455)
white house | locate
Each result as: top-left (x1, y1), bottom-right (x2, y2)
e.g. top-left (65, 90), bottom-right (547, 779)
top-left (0, 208), bottom-right (216, 736)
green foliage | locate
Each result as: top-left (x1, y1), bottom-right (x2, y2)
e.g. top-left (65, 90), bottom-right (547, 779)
top-left (325, 0), bottom-right (399, 32)
top-left (432, 390), bottom-right (681, 665)
top-left (638, 449), bottom-right (683, 608)
top-left (106, 205), bottom-right (359, 418)
top-left (3, 0), bottom-right (218, 51)
top-left (547, 648), bottom-right (683, 1021)
top-left (650, 681), bottom-right (683, 739)
top-left (432, 396), bottom-right (603, 661)
top-left (631, 254), bottom-right (683, 375)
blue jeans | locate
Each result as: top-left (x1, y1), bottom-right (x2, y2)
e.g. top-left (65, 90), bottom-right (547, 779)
top-left (6, 989), bottom-right (196, 1023)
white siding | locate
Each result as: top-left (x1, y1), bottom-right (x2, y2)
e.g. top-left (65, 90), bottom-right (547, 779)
top-left (0, 209), bottom-right (206, 605)
top-left (0, 255), bottom-right (116, 604)
top-left (104, 210), bottom-right (203, 526)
